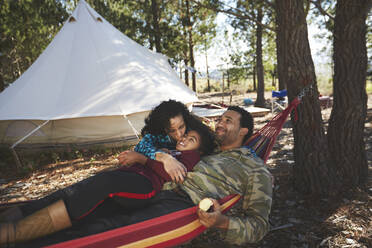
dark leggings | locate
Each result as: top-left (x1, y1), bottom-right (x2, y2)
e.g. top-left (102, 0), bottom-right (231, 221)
top-left (21, 190), bottom-right (194, 248)
top-left (20, 170), bottom-right (154, 220)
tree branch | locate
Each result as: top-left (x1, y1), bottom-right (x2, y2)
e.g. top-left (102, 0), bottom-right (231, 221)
top-left (310, 0), bottom-right (335, 21)
top-left (262, 0), bottom-right (274, 9)
top-left (190, 0), bottom-right (276, 32)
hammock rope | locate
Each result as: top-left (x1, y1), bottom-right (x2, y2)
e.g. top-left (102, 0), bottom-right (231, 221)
top-left (245, 82), bottom-right (314, 163)
top-left (244, 97), bottom-right (301, 163)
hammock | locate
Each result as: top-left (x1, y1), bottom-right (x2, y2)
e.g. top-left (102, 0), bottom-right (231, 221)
top-left (245, 97), bottom-right (301, 163)
top-left (46, 194), bottom-right (241, 248)
top-left (3, 98), bottom-right (302, 248)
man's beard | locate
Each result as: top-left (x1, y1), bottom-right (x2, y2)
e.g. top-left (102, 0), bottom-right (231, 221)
top-left (215, 133), bottom-right (225, 144)
top-left (215, 127), bottom-right (239, 146)
top-left (215, 127), bottom-right (226, 144)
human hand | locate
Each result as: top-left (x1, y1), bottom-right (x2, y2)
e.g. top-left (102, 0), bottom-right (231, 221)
top-left (159, 148), bottom-right (171, 154)
top-left (118, 151), bottom-right (147, 166)
top-left (197, 198), bottom-right (229, 229)
top-left (156, 153), bottom-right (187, 183)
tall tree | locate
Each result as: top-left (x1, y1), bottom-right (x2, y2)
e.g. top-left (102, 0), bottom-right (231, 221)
top-left (231, 0), bottom-right (269, 106)
top-left (275, 0), bottom-right (335, 195)
top-left (185, 0), bottom-right (197, 91)
top-left (254, 7), bottom-right (265, 107)
top-left (150, 0), bottom-right (162, 52)
top-left (0, 0), bottom-right (68, 92)
top-left (275, 1), bottom-right (288, 91)
top-left (174, 0), bottom-right (217, 91)
top-left (88, 0), bottom-right (148, 45)
top-left (194, 11), bottom-right (217, 92)
top-left (89, 0), bottom-right (188, 61)
top-left (204, 40), bottom-right (211, 91)
top-left (253, 63), bottom-right (257, 91)
top-left (178, 0), bottom-right (190, 86)
top-left (327, 0), bottom-right (370, 188)
top-left (0, 74), bottom-right (4, 92)
top-left (205, 0), bottom-right (276, 103)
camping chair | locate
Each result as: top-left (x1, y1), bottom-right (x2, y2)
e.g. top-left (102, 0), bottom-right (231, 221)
top-left (318, 95), bottom-right (333, 109)
top-left (271, 89), bottom-right (288, 113)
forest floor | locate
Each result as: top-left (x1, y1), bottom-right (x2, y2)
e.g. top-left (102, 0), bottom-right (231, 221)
top-left (0, 92), bottom-right (371, 248)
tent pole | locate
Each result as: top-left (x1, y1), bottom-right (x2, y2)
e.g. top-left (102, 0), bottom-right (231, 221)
top-left (10, 120), bottom-right (50, 169)
top-left (11, 120), bottom-right (50, 149)
top-left (122, 115), bottom-right (140, 140)
top-left (10, 148), bottom-right (22, 169)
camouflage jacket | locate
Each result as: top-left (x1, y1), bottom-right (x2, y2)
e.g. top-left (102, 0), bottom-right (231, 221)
top-left (163, 147), bottom-right (272, 245)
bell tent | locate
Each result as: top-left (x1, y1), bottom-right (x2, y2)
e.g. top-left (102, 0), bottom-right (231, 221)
top-left (0, 0), bottom-right (197, 149)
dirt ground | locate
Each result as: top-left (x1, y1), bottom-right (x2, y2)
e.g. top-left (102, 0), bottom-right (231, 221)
top-left (0, 92), bottom-right (371, 248)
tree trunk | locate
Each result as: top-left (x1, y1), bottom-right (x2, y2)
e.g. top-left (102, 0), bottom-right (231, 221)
top-left (0, 73), bottom-right (4, 92)
top-left (184, 59), bottom-right (189, 86)
top-left (275, 0), bottom-right (335, 196)
top-left (185, 0), bottom-right (196, 92)
top-left (255, 8), bottom-right (265, 107)
top-left (179, 62), bottom-right (183, 79)
top-left (180, 0), bottom-right (189, 87)
top-left (151, 0), bottom-right (161, 52)
top-left (205, 41), bottom-right (211, 92)
top-left (253, 65), bottom-right (256, 91)
top-left (145, 0), bottom-right (154, 50)
top-left (275, 6), bottom-right (287, 91)
top-left (222, 73), bottom-right (225, 96)
top-left (327, 0), bottom-right (369, 188)
top-left (226, 70), bottom-right (230, 88)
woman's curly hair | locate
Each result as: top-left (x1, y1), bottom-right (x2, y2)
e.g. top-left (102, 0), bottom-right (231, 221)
top-left (141, 100), bottom-right (191, 136)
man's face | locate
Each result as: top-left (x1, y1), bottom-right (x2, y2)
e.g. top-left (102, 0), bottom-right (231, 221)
top-left (215, 110), bottom-right (242, 145)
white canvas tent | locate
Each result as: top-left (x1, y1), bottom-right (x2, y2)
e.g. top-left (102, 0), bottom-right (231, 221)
top-left (0, 0), bottom-right (198, 149)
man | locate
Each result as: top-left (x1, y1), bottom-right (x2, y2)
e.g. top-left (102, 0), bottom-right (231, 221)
top-left (24, 106), bottom-right (272, 247)
top-left (162, 105), bottom-right (273, 244)
top-left (114, 106), bottom-right (272, 245)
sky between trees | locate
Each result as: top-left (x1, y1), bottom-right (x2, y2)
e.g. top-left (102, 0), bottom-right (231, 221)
top-left (195, 12), bottom-right (333, 77)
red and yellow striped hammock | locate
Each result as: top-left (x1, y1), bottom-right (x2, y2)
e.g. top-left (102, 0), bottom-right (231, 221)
top-left (47, 194), bottom-right (241, 248)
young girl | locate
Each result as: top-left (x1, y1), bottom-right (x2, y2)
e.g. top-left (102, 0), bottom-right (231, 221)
top-left (104, 117), bottom-right (216, 214)
top-left (0, 107), bottom-right (216, 246)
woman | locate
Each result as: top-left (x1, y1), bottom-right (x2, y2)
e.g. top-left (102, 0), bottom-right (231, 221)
top-left (136, 99), bottom-right (191, 158)
top-left (119, 99), bottom-right (193, 182)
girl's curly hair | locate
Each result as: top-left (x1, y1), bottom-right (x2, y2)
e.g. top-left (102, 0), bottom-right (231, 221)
top-left (141, 100), bottom-right (191, 136)
top-left (187, 115), bottom-right (217, 155)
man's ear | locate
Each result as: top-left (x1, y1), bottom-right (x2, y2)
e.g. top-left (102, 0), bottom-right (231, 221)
top-left (239, 127), bottom-right (249, 137)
